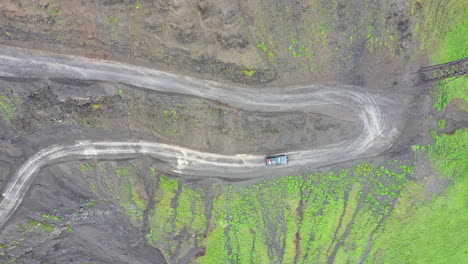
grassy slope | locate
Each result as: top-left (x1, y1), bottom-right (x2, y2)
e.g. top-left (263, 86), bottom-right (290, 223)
top-left (87, 162), bottom-right (412, 263)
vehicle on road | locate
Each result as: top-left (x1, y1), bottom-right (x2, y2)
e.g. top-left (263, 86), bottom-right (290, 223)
top-left (265, 155), bottom-right (288, 165)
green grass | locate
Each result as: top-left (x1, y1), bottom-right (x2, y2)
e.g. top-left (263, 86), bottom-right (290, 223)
top-left (288, 38), bottom-right (314, 58)
top-left (197, 188), bottom-right (231, 264)
top-left (114, 164), bottom-right (146, 226)
top-left (18, 219), bottom-right (40, 230)
top-left (368, 175), bottom-right (467, 264)
top-left (79, 162), bottom-right (93, 171)
top-left (42, 214), bottom-right (62, 221)
top-left (252, 37), bottom-right (276, 63)
top-left (428, 129), bottom-right (468, 179)
top-left (147, 175), bottom-right (178, 246)
top-left (106, 16), bottom-right (119, 23)
top-left (437, 118), bottom-right (446, 129)
top-left (243, 69), bottom-right (256, 77)
top-left (49, 8), bottom-right (62, 16)
top-left (256, 41), bottom-right (268, 52)
top-left (40, 222), bottom-right (55, 231)
top-left (18, 219), bottom-right (56, 232)
top-left (174, 186), bottom-right (206, 231)
top-left (84, 201), bottom-right (96, 207)
top-left (0, 92), bottom-right (15, 121)
top-left (67, 225), bottom-right (75, 233)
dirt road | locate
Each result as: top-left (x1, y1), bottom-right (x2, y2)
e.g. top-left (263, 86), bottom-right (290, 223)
top-left (0, 46), bottom-right (401, 229)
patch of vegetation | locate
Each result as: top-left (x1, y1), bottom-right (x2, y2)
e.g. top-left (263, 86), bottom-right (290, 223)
top-left (106, 16), bottom-right (120, 32)
top-left (42, 213), bottom-right (63, 221)
top-left (49, 8), bottom-right (62, 16)
top-left (66, 225), bottom-right (75, 233)
top-left (18, 219), bottom-right (56, 232)
top-left (114, 164), bottom-right (147, 226)
top-left (106, 16), bottom-right (119, 23)
top-left (84, 201), bottom-right (96, 207)
top-left (254, 40), bottom-right (276, 61)
top-left (40, 222), bottom-right (55, 231)
top-left (437, 118), bottom-right (446, 129)
top-left (163, 109), bottom-right (178, 119)
top-left (243, 68), bottom-right (256, 77)
top-left (428, 129), bottom-right (468, 179)
top-left (288, 38), bottom-right (314, 58)
top-left (433, 75), bottom-right (467, 112)
top-left (82, 162), bottom-right (147, 226)
top-left (79, 162), bottom-right (93, 171)
top-left (0, 92), bottom-right (15, 121)
top-left (18, 219), bottom-right (39, 230)
top-left (147, 175), bottom-right (179, 249)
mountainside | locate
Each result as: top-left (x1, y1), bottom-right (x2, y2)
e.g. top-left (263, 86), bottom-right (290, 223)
top-left (0, 0), bottom-right (466, 263)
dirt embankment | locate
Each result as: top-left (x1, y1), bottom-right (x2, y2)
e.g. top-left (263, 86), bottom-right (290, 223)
top-left (0, 0), bottom-right (276, 84)
top-left (0, 0), bottom-right (415, 88)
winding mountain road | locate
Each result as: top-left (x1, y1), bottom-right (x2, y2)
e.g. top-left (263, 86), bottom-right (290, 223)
top-left (0, 46), bottom-right (401, 229)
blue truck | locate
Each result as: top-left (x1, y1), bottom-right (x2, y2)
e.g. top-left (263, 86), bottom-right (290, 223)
top-left (265, 155), bottom-right (288, 166)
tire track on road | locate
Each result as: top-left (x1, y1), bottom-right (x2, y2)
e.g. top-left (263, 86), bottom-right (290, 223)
top-left (0, 46), bottom-right (401, 229)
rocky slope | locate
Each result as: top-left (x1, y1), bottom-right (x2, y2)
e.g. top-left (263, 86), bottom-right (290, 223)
top-left (0, 0), bottom-right (466, 263)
